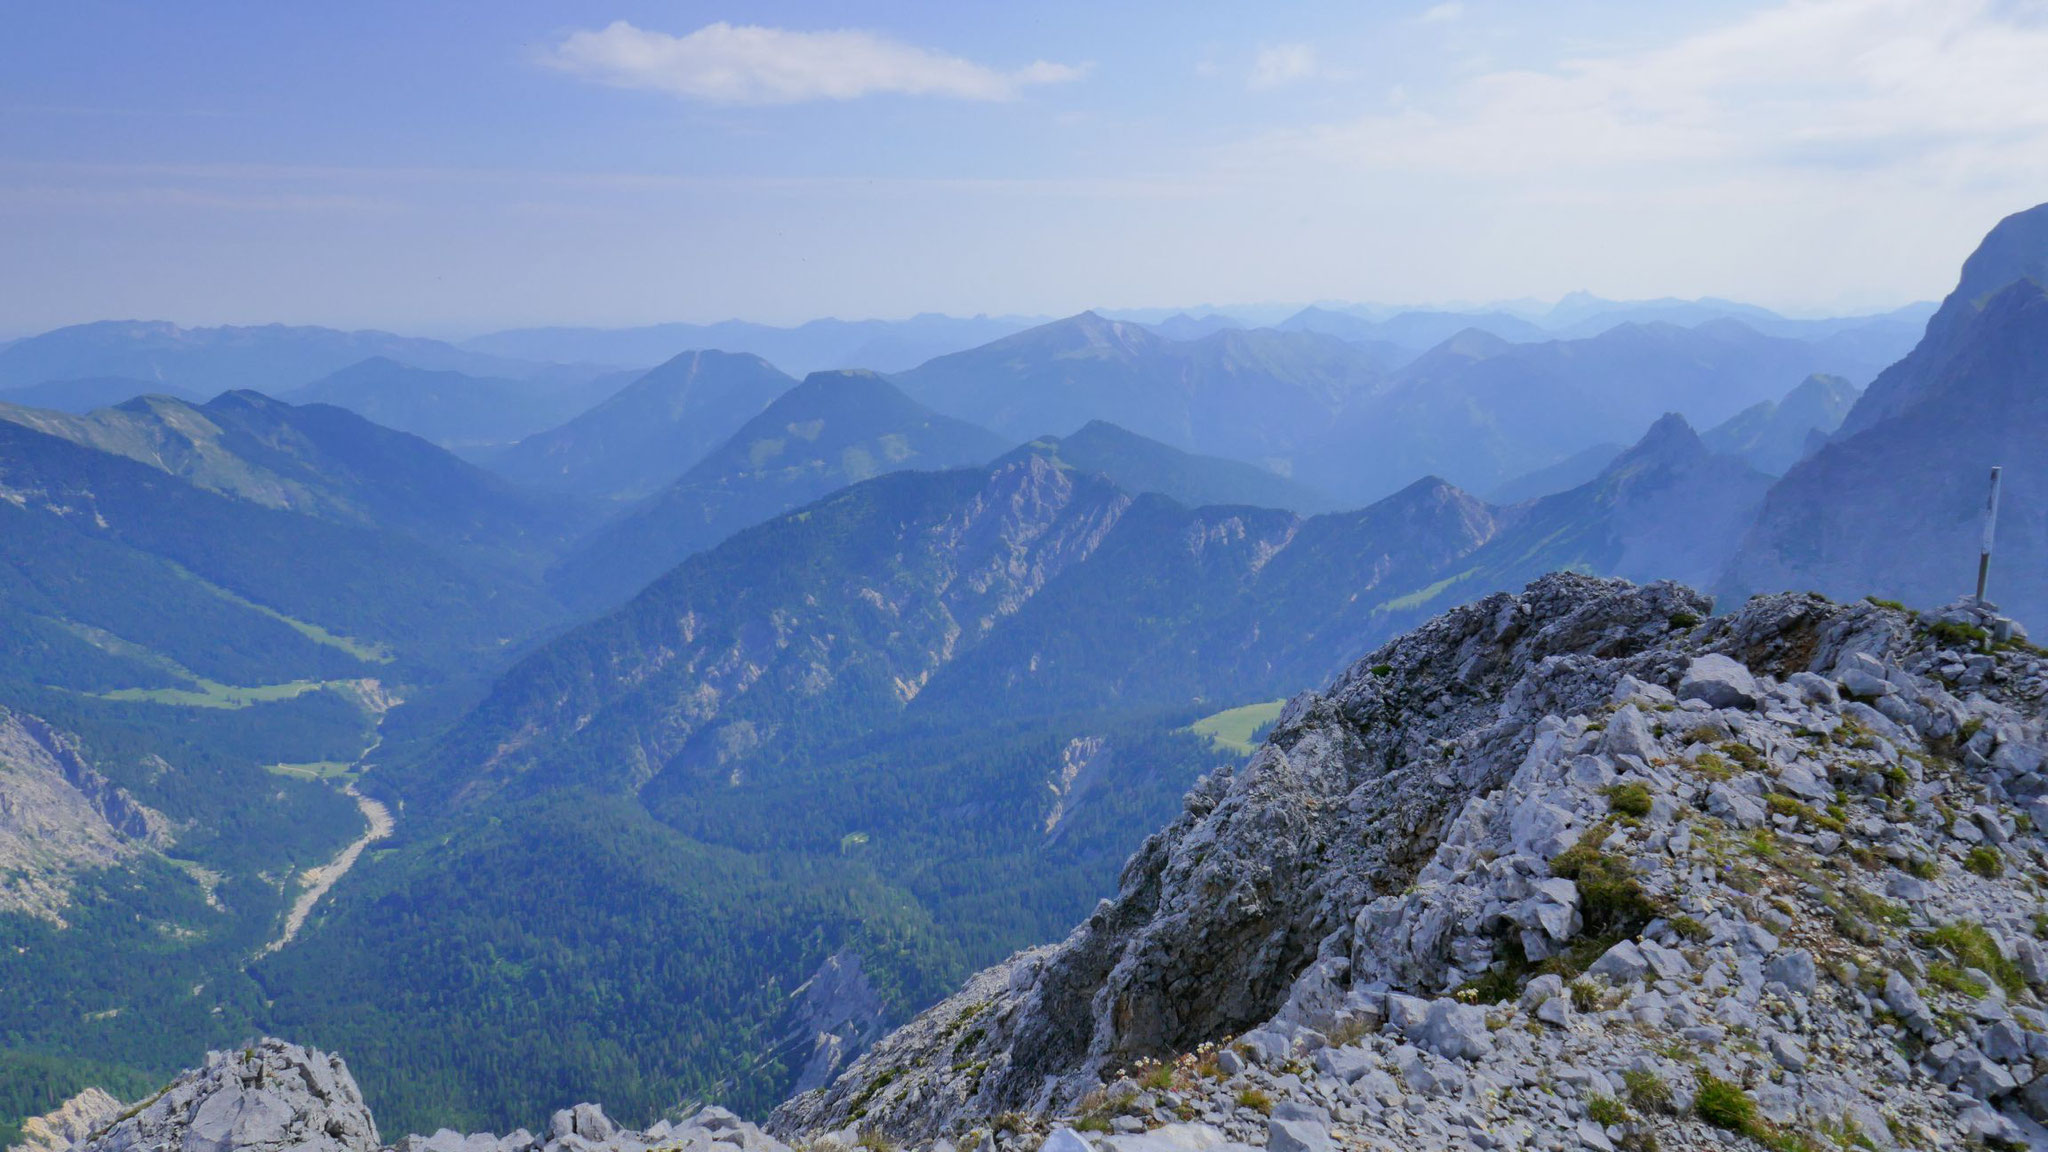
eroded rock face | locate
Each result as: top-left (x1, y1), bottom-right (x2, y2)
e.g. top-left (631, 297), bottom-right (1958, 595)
top-left (772, 574), bottom-right (1719, 1137)
top-left (0, 707), bottom-right (171, 922)
top-left (771, 574), bottom-right (2048, 1151)
top-left (82, 1040), bottom-right (378, 1152)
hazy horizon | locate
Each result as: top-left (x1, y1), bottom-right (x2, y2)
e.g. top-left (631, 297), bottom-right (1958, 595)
top-left (8, 0), bottom-right (2047, 333)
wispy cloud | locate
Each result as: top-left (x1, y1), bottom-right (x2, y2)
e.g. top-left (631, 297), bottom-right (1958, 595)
top-left (1241, 0), bottom-right (2048, 187)
top-left (543, 21), bottom-right (1085, 104)
top-left (1417, 2), bottom-right (1466, 23)
top-left (1248, 44), bottom-right (1338, 90)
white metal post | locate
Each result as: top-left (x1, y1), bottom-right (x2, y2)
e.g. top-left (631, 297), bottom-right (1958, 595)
top-left (1976, 465), bottom-right (2002, 604)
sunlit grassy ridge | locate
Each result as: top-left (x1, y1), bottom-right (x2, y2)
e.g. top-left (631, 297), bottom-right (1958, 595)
top-left (1188, 699), bottom-right (1286, 755)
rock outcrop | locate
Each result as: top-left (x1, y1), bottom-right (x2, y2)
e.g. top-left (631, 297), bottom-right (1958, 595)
top-left (772, 573), bottom-right (2048, 1150)
top-left (82, 1041), bottom-right (379, 1152)
top-left (0, 706), bottom-right (171, 922)
top-left (9, 1088), bottom-right (122, 1152)
top-left (74, 1040), bottom-right (802, 1152)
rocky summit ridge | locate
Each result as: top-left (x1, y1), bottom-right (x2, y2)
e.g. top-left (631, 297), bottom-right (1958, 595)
top-left (48, 574), bottom-right (2048, 1152)
top-left (773, 574), bottom-right (2048, 1150)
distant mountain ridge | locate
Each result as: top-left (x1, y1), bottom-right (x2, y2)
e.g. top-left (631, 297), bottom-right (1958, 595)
top-left (1700, 373), bottom-right (1860, 475)
top-left (0, 376), bottom-right (203, 413)
top-left (489, 350), bottom-right (797, 500)
top-left (0, 320), bottom-right (550, 393)
top-left (894, 312), bottom-right (1390, 469)
top-left (1294, 315), bottom-right (1884, 501)
top-left (462, 313), bottom-right (1042, 376)
top-left (285, 357), bottom-right (631, 449)
top-left (1014, 421), bottom-right (1339, 513)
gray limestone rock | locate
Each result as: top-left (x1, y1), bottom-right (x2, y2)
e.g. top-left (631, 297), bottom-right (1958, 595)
top-left (1414, 1000), bottom-right (1493, 1062)
top-left (82, 1039), bottom-right (378, 1152)
top-left (1041, 1129), bottom-right (1093, 1152)
top-left (1885, 971), bottom-right (1937, 1039)
top-left (1587, 941), bottom-right (1649, 985)
top-left (1677, 654), bottom-right (1760, 709)
top-left (1763, 949), bottom-right (1816, 996)
top-left (1264, 1118), bottom-right (1333, 1152)
top-left (1310, 1046), bottom-right (1374, 1084)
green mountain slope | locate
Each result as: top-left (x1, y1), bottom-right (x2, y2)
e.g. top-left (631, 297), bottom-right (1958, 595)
top-left (0, 418), bottom-right (561, 686)
top-left (548, 371), bottom-right (1011, 610)
top-left (913, 476), bottom-right (1503, 718)
top-left (0, 390), bottom-right (589, 574)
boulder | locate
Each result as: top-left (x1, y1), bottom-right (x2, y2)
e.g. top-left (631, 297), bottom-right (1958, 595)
top-left (1311, 1045), bottom-right (1375, 1084)
top-left (1835, 653), bottom-right (1896, 699)
top-left (1265, 1119), bottom-right (1333, 1152)
top-left (1415, 999), bottom-right (1493, 1061)
top-left (1043, 1129), bottom-right (1096, 1152)
top-left (1884, 971), bottom-right (1937, 1039)
top-left (1587, 940), bottom-right (1649, 984)
top-left (1678, 655), bottom-right (1761, 710)
top-left (1102, 1124), bottom-right (1240, 1152)
top-left (1764, 949), bottom-right (1816, 996)
top-left (1600, 705), bottom-right (1659, 762)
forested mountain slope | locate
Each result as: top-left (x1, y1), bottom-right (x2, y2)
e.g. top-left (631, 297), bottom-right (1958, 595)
top-left (548, 371), bottom-right (1009, 610)
top-left (0, 390), bottom-right (587, 575)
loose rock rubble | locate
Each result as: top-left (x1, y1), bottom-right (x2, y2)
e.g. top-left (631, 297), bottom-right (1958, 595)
top-left (774, 576), bottom-right (2048, 1151)
top-left (384, 1100), bottom-right (792, 1152)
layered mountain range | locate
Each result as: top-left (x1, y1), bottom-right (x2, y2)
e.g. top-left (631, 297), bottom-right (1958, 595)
top-left (3, 205), bottom-right (2046, 1151)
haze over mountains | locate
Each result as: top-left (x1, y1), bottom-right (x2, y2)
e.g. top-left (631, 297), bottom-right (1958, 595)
top-left (491, 350), bottom-right (798, 501)
top-left (5, 204), bottom-right (2046, 1148)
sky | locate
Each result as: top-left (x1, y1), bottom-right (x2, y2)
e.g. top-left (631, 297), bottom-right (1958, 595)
top-left (4, 0), bottom-right (2048, 336)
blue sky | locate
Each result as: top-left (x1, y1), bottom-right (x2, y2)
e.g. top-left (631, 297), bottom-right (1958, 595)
top-left (5, 0), bottom-right (2048, 335)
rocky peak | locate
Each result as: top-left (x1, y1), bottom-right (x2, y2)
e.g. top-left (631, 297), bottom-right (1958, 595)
top-left (81, 1040), bottom-right (379, 1152)
top-left (1605, 412), bottom-right (1705, 472)
top-left (1722, 270), bottom-right (2048, 627)
top-left (772, 573), bottom-right (2048, 1149)
top-left (1841, 200), bottom-right (2048, 435)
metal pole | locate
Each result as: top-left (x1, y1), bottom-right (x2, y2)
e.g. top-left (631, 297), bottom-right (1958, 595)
top-left (1976, 465), bottom-right (2002, 604)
